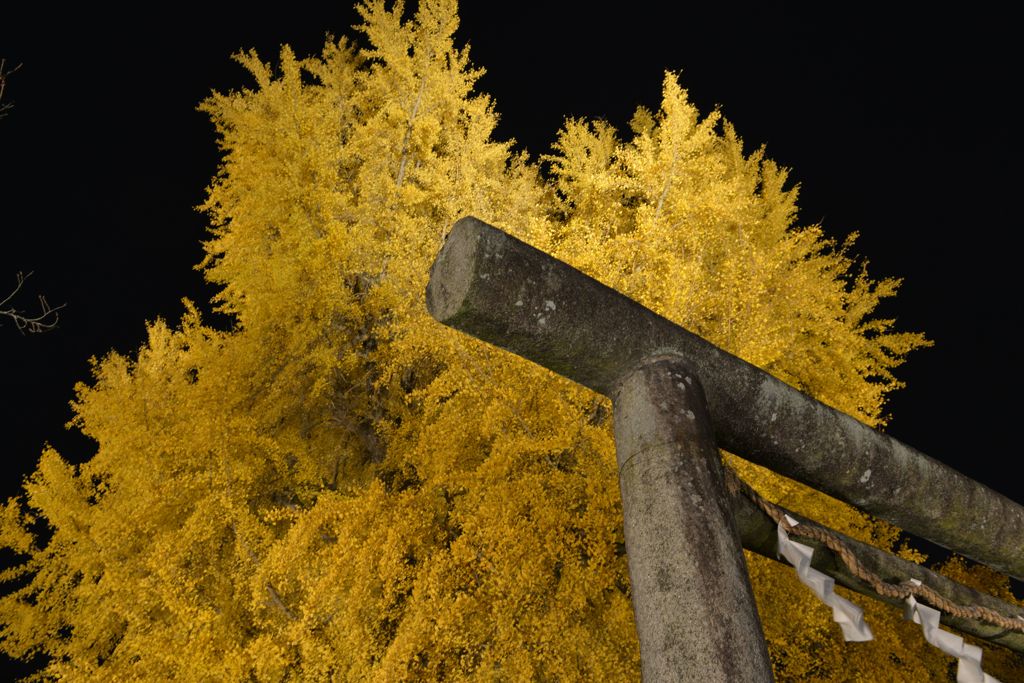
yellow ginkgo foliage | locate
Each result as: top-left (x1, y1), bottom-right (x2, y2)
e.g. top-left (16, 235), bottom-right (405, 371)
top-left (2, 1), bottom-right (1021, 681)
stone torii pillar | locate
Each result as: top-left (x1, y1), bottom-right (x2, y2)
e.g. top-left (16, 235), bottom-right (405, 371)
top-left (427, 217), bottom-right (773, 680)
top-left (425, 215), bottom-right (1024, 676)
top-left (612, 356), bottom-right (773, 680)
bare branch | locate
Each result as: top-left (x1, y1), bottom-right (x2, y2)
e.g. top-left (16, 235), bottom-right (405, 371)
top-left (0, 64), bottom-right (64, 335)
top-left (1, 271), bottom-right (65, 334)
top-left (265, 583), bottom-right (298, 621)
top-left (0, 57), bottom-right (22, 119)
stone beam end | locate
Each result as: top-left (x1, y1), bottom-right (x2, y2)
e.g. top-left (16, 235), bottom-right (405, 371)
top-left (425, 216), bottom-right (484, 325)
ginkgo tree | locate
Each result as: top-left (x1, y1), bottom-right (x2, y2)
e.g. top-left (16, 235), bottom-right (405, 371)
top-left (2, 1), bottom-right (1021, 680)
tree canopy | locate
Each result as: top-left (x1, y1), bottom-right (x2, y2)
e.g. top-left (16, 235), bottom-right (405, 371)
top-left (2, 1), bottom-right (1020, 680)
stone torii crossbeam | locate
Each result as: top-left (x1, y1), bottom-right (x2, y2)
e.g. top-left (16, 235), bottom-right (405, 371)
top-left (424, 216), bottom-right (1024, 679)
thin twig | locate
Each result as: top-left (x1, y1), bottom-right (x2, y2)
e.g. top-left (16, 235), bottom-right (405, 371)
top-left (0, 271), bottom-right (66, 334)
top-left (0, 58), bottom-right (22, 118)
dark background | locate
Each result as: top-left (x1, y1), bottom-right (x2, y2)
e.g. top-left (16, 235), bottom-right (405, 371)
top-left (0, 3), bottom-right (1017, 673)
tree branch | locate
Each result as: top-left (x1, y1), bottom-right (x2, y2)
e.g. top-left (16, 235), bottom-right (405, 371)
top-left (266, 582), bottom-right (298, 621)
top-left (0, 57), bottom-right (22, 119)
top-left (1, 271), bottom-right (65, 334)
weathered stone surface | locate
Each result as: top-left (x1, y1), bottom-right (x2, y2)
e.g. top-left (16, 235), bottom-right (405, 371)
top-left (613, 357), bottom-right (773, 682)
top-left (728, 485), bottom-right (1024, 654)
top-left (425, 216), bottom-right (1024, 579)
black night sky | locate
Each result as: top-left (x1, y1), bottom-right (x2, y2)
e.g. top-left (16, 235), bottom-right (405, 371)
top-left (0, 4), bottom-right (1018, 664)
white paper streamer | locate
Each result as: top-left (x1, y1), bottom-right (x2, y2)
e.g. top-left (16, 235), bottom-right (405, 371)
top-left (776, 514), bottom-right (873, 642)
top-left (904, 579), bottom-right (1001, 683)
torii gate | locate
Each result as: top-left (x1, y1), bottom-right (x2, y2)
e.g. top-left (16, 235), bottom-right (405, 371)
top-left (425, 216), bottom-right (1024, 681)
